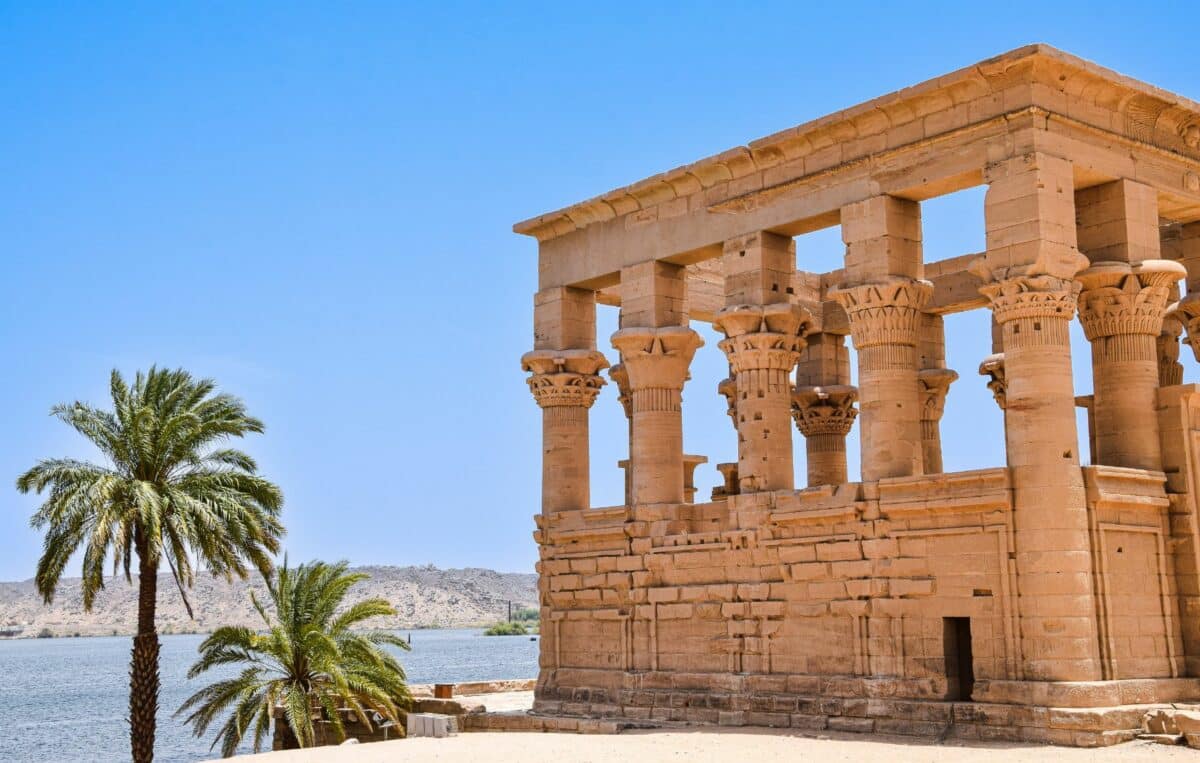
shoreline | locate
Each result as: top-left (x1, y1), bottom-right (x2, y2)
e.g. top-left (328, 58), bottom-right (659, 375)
top-left (0, 623), bottom-right (520, 641)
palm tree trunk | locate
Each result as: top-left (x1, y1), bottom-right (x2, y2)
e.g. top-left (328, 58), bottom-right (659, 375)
top-left (130, 542), bottom-right (159, 763)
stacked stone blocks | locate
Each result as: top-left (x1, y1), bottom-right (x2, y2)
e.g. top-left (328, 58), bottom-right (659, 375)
top-left (518, 46), bottom-right (1200, 746)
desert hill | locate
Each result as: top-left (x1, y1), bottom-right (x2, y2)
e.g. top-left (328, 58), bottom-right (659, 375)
top-left (0, 564), bottom-right (537, 638)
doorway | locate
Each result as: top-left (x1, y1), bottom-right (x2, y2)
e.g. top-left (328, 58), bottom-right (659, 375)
top-left (943, 617), bottom-right (974, 701)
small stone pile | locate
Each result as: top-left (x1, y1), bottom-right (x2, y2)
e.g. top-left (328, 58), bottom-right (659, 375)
top-left (1140, 708), bottom-right (1200, 747)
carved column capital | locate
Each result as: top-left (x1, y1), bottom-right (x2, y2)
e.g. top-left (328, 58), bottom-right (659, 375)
top-left (521, 349), bottom-right (609, 409)
top-left (608, 363), bottom-right (632, 419)
top-left (1172, 293), bottom-right (1200, 363)
top-left (610, 326), bottom-right (703, 411)
top-left (829, 278), bottom-right (933, 349)
top-left (978, 273), bottom-right (1081, 325)
top-left (1159, 316), bottom-right (1184, 386)
top-left (918, 367), bottom-right (958, 423)
top-left (1076, 260), bottom-right (1184, 340)
top-left (717, 374), bottom-right (737, 429)
top-left (791, 385), bottom-right (859, 438)
top-left (713, 303), bottom-right (812, 372)
top-left (978, 353), bottom-right (1007, 410)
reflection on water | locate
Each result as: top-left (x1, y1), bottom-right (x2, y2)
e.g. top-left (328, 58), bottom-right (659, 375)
top-left (0, 628), bottom-right (538, 762)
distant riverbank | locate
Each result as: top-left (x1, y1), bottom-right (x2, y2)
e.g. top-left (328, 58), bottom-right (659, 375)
top-left (0, 564), bottom-right (537, 638)
top-left (0, 627), bottom-right (538, 763)
top-left (0, 621), bottom-right (499, 640)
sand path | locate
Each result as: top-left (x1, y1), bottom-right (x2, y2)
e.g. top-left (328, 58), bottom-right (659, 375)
top-left (242, 727), bottom-right (1196, 762)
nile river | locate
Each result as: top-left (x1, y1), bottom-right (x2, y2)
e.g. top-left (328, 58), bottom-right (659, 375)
top-left (0, 628), bottom-right (539, 762)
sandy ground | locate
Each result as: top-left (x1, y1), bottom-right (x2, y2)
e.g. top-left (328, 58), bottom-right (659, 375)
top-left (242, 727), bottom-right (1197, 763)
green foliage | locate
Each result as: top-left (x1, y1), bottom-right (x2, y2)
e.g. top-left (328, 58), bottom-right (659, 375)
top-left (17, 367), bottom-right (285, 609)
top-left (177, 560), bottom-right (412, 757)
top-left (511, 607), bottom-right (539, 622)
top-left (16, 367), bottom-right (284, 763)
top-left (36, 628), bottom-right (53, 639)
top-left (484, 621), bottom-right (528, 636)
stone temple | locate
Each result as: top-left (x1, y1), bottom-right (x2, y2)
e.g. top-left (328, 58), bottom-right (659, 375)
top-left (515, 45), bottom-right (1200, 745)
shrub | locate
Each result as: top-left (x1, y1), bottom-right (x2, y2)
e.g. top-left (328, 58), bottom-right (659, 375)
top-left (512, 607), bottom-right (540, 622)
top-left (483, 621), bottom-right (528, 636)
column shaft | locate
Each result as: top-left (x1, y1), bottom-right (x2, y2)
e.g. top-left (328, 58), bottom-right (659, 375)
top-left (522, 350), bottom-right (608, 514)
top-left (631, 387), bottom-right (684, 503)
top-left (612, 326), bottom-right (702, 505)
top-left (792, 384), bottom-right (858, 486)
top-left (832, 280), bottom-right (930, 481)
top-left (808, 434), bottom-right (848, 486)
top-left (978, 150), bottom-right (1100, 681)
top-left (715, 232), bottom-right (809, 494)
top-left (542, 406), bottom-right (590, 511)
top-left (715, 304), bottom-right (811, 493)
top-left (1077, 181), bottom-right (1183, 471)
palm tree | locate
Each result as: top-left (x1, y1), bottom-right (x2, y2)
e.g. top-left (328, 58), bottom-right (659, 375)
top-left (178, 560), bottom-right (411, 756)
top-left (16, 367), bottom-right (284, 763)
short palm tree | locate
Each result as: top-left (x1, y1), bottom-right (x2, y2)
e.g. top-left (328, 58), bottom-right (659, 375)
top-left (178, 560), bottom-right (411, 756)
top-left (16, 367), bottom-right (284, 763)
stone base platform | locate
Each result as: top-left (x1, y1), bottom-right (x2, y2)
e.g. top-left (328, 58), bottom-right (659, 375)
top-left (529, 675), bottom-right (1200, 747)
top-left (461, 713), bottom-right (631, 734)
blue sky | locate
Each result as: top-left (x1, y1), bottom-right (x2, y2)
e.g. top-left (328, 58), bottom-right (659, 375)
top-left (2, 2), bottom-right (1198, 581)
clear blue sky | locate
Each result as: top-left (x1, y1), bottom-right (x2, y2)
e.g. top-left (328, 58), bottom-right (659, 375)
top-left (2, 2), bottom-right (1198, 581)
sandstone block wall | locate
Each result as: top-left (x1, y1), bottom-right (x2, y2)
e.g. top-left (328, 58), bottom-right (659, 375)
top-left (518, 45), bottom-right (1200, 745)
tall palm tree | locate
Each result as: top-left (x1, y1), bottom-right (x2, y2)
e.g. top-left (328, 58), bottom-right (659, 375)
top-left (178, 560), bottom-right (411, 756)
top-left (16, 367), bottom-right (284, 763)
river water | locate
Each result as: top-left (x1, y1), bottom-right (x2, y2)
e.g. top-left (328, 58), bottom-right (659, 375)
top-left (0, 628), bottom-right (539, 762)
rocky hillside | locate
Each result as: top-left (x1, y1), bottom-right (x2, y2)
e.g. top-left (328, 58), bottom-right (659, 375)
top-left (0, 565), bottom-right (537, 638)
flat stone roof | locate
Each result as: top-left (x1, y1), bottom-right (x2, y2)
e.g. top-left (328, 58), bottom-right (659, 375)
top-left (514, 44), bottom-right (1200, 243)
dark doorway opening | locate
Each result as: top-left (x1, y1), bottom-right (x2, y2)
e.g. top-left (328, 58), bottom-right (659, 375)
top-left (943, 617), bottom-right (975, 701)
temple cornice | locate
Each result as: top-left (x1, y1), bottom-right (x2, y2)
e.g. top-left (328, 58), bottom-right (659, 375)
top-left (515, 45), bottom-right (1200, 244)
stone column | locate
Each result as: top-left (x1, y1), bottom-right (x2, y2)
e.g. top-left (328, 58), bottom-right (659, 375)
top-left (1076, 180), bottom-right (1184, 471)
top-left (609, 364), bottom-right (634, 505)
top-left (793, 332), bottom-right (857, 486)
top-left (791, 385), bottom-right (858, 486)
top-left (975, 151), bottom-right (1100, 681)
top-left (917, 368), bottom-right (957, 474)
top-left (1077, 262), bottom-right (1182, 470)
top-left (831, 196), bottom-right (929, 482)
top-left (978, 354), bottom-right (1007, 411)
top-left (1160, 313), bottom-right (1184, 387)
top-left (979, 318), bottom-right (1007, 413)
top-left (612, 261), bottom-right (703, 505)
top-left (1166, 223), bottom-right (1200, 362)
top-left (917, 314), bottom-right (957, 475)
top-left (713, 372), bottom-right (739, 497)
top-left (713, 232), bottom-right (811, 494)
top-left (522, 287), bottom-right (608, 514)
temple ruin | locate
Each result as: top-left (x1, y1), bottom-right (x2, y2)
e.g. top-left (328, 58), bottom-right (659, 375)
top-left (516, 45), bottom-right (1200, 745)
